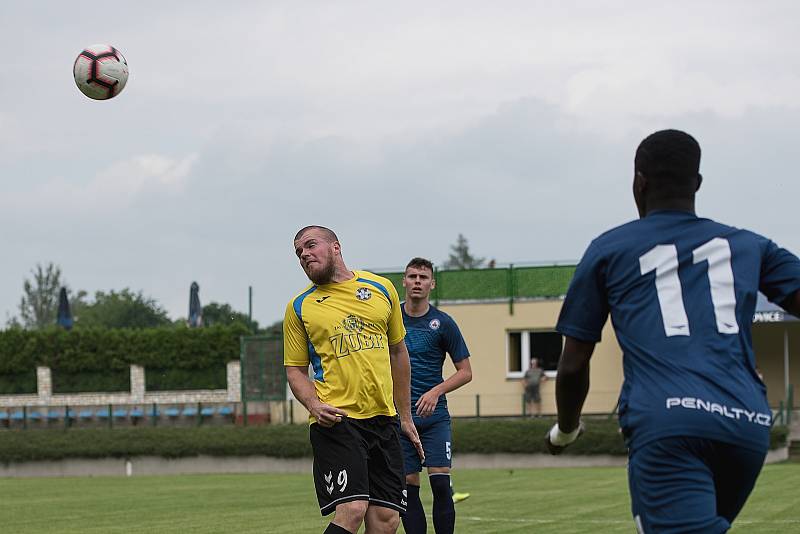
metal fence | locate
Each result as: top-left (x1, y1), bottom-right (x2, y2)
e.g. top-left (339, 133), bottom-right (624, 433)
top-left (240, 335), bottom-right (286, 424)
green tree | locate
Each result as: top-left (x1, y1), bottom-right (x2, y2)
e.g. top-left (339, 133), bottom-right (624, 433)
top-left (443, 234), bottom-right (485, 270)
top-left (262, 319), bottom-right (282, 337)
top-left (201, 302), bottom-right (259, 332)
top-left (18, 263), bottom-right (63, 329)
top-left (74, 289), bottom-right (171, 329)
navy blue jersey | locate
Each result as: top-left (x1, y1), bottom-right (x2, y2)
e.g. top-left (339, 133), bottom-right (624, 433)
top-left (557, 210), bottom-right (800, 453)
top-left (402, 304), bottom-right (470, 415)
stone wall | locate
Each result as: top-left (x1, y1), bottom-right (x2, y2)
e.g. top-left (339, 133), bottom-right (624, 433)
top-left (0, 362), bottom-right (241, 408)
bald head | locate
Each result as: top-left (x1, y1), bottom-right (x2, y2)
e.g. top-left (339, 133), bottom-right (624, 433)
top-left (294, 225), bottom-right (339, 244)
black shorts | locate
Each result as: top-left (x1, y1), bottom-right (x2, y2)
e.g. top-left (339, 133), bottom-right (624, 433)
top-left (310, 415), bottom-right (406, 516)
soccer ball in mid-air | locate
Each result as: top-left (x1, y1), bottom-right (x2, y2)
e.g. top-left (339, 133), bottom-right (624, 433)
top-left (73, 44), bottom-right (129, 100)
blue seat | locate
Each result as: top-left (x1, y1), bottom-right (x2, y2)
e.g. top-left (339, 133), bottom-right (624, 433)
top-left (95, 408), bottom-right (111, 418)
top-left (10, 411), bottom-right (24, 420)
top-left (130, 408), bottom-right (144, 418)
top-left (47, 410), bottom-right (61, 420)
top-left (0, 412), bottom-right (8, 420)
top-left (183, 406), bottom-right (198, 417)
top-left (200, 406), bottom-right (215, 417)
top-left (164, 407), bottom-right (180, 417)
top-left (218, 406), bottom-right (234, 416)
top-left (66, 409), bottom-right (76, 418)
top-left (79, 409), bottom-right (94, 419)
top-left (28, 411), bottom-right (42, 420)
top-left (113, 408), bottom-right (128, 418)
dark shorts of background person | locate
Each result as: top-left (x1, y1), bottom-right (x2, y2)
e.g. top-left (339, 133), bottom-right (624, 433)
top-left (400, 410), bottom-right (452, 475)
top-left (627, 436), bottom-right (766, 534)
top-left (310, 415), bottom-right (407, 516)
top-left (525, 385), bottom-right (541, 403)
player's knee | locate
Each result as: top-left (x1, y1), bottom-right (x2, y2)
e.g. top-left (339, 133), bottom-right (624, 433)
top-left (366, 506), bottom-right (400, 533)
top-left (334, 500), bottom-right (368, 530)
top-left (385, 510), bottom-right (401, 532)
top-left (406, 472), bottom-right (421, 486)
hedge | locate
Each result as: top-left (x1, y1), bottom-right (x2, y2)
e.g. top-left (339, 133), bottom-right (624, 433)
top-left (0, 419), bottom-right (788, 463)
top-left (0, 325), bottom-right (249, 393)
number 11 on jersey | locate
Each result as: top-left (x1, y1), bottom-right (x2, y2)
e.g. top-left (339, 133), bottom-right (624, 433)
top-left (640, 237), bottom-right (739, 338)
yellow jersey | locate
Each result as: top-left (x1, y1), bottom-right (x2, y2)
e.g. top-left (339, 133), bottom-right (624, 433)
top-left (283, 270), bottom-right (406, 420)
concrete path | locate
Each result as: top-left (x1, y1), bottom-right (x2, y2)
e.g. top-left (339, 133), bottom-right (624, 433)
top-left (0, 448), bottom-right (788, 478)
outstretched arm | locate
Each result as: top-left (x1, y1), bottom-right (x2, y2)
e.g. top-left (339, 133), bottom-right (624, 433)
top-left (415, 358), bottom-right (472, 417)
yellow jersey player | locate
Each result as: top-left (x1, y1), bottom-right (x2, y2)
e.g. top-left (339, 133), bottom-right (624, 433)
top-left (284, 226), bottom-right (424, 534)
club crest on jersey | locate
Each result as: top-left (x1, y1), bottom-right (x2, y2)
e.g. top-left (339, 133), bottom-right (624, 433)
top-left (356, 287), bottom-right (372, 301)
top-left (429, 318), bottom-right (441, 330)
top-left (343, 314), bottom-right (364, 333)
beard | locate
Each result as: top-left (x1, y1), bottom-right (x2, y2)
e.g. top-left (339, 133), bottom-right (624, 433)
top-left (305, 250), bottom-right (337, 285)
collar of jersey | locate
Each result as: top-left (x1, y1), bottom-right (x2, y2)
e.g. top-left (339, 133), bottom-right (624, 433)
top-left (314, 271), bottom-right (359, 289)
top-left (645, 209), bottom-right (698, 219)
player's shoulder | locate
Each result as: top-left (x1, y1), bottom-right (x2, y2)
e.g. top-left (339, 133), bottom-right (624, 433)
top-left (286, 283), bottom-right (318, 311)
top-left (354, 270), bottom-right (394, 286)
top-left (426, 304), bottom-right (462, 331)
top-left (427, 303), bottom-right (455, 322)
top-left (676, 216), bottom-right (773, 251)
top-left (353, 270), bottom-right (398, 296)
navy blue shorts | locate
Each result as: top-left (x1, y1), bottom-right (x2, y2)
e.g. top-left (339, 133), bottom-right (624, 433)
top-left (400, 411), bottom-right (452, 474)
top-left (628, 436), bottom-right (766, 533)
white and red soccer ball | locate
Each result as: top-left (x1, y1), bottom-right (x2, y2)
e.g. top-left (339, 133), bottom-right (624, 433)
top-left (73, 44), bottom-right (129, 100)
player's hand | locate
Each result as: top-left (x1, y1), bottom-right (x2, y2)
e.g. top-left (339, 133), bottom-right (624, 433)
top-left (544, 421), bottom-right (585, 455)
top-left (415, 388), bottom-right (441, 418)
top-left (401, 417), bottom-right (425, 462)
top-left (309, 402), bottom-right (347, 427)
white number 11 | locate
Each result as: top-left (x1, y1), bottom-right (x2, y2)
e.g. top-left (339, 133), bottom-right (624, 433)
top-left (639, 237), bottom-right (739, 337)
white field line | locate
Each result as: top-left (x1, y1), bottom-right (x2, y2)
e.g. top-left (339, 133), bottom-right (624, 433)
top-left (457, 516), bottom-right (800, 525)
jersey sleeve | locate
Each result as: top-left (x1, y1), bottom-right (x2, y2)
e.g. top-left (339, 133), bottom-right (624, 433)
top-left (283, 300), bottom-right (310, 367)
top-left (442, 315), bottom-right (470, 362)
top-left (556, 240), bottom-right (610, 343)
top-left (385, 279), bottom-right (407, 346)
top-left (759, 238), bottom-right (800, 307)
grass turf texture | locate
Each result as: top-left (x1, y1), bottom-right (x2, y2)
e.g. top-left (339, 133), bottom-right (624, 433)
top-left (0, 464), bottom-right (797, 533)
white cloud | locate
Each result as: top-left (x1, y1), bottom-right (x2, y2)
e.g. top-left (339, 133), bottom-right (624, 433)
top-left (0, 153), bottom-right (197, 218)
top-left (94, 153), bottom-right (197, 196)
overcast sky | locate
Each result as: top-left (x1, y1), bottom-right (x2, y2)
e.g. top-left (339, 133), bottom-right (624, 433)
top-left (1, 1), bottom-right (798, 326)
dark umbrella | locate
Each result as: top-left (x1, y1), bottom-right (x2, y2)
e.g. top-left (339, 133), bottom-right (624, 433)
top-left (188, 282), bottom-right (203, 328)
top-left (57, 287), bottom-right (73, 330)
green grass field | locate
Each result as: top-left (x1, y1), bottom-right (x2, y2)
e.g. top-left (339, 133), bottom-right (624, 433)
top-left (0, 464), bottom-right (798, 533)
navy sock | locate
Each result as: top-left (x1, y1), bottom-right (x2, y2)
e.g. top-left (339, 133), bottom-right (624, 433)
top-left (323, 523), bottom-right (352, 534)
top-left (401, 484), bottom-right (426, 534)
top-left (430, 474), bottom-right (456, 534)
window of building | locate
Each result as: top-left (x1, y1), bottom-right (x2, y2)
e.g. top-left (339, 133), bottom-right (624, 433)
top-left (507, 330), bottom-right (563, 378)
